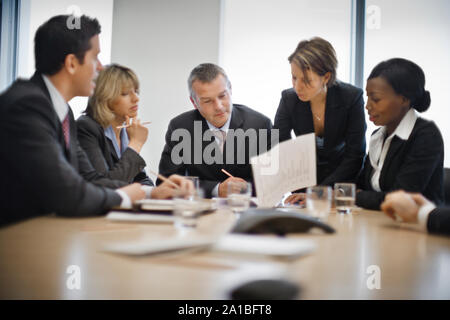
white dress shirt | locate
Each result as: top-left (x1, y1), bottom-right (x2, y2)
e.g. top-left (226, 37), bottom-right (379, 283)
top-left (42, 75), bottom-right (68, 121)
top-left (417, 201), bottom-right (436, 232)
top-left (369, 108), bottom-right (418, 192)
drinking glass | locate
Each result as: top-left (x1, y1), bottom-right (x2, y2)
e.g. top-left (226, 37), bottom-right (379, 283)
top-left (173, 188), bottom-right (205, 229)
top-left (227, 181), bottom-right (252, 214)
top-left (184, 176), bottom-right (200, 191)
top-left (334, 183), bottom-right (356, 214)
top-left (306, 186), bottom-right (332, 219)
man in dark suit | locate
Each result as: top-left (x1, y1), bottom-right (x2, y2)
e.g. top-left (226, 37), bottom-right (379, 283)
top-left (381, 190), bottom-right (450, 236)
top-left (0, 15), bottom-right (190, 226)
top-left (158, 63), bottom-right (273, 198)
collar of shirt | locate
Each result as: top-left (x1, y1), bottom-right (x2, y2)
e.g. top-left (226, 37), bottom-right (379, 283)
top-left (104, 125), bottom-right (130, 158)
top-left (42, 75), bottom-right (69, 122)
top-left (369, 108), bottom-right (417, 191)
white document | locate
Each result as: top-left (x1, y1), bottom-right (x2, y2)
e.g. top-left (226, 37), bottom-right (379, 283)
top-left (251, 133), bottom-right (316, 208)
top-left (106, 211), bottom-right (174, 223)
top-left (213, 235), bottom-right (316, 258)
top-left (103, 234), bottom-right (316, 258)
top-left (103, 236), bottom-right (214, 256)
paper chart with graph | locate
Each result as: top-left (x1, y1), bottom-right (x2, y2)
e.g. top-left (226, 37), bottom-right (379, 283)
top-left (251, 133), bottom-right (316, 208)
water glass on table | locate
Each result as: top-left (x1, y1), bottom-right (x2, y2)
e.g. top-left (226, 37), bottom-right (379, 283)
top-left (184, 176), bottom-right (200, 191)
top-left (173, 188), bottom-right (205, 229)
top-left (227, 181), bottom-right (252, 214)
top-left (306, 186), bottom-right (332, 219)
top-left (334, 183), bottom-right (356, 214)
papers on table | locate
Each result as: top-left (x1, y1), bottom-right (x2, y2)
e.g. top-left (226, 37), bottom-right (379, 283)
top-left (134, 199), bottom-right (215, 212)
top-left (214, 235), bottom-right (316, 258)
top-left (106, 211), bottom-right (174, 223)
top-left (103, 237), bottom-right (213, 255)
top-left (251, 133), bottom-right (317, 208)
top-left (135, 199), bottom-right (174, 211)
top-left (103, 234), bottom-right (316, 259)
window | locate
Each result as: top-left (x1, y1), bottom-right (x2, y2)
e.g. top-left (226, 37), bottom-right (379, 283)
top-left (0, 0), bottom-right (19, 92)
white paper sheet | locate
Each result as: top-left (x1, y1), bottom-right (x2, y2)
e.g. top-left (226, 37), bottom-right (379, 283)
top-left (103, 234), bottom-right (316, 258)
top-left (106, 211), bottom-right (174, 223)
top-left (251, 133), bottom-right (316, 208)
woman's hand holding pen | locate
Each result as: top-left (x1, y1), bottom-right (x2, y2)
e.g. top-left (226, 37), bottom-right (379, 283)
top-left (126, 116), bottom-right (149, 153)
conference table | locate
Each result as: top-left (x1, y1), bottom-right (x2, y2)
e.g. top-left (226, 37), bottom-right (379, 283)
top-left (0, 207), bottom-right (449, 300)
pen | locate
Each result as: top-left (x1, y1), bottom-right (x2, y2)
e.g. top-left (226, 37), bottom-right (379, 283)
top-left (221, 169), bottom-right (234, 178)
top-left (147, 169), bottom-right (180, 189)
top-left (116, 121), bottom-right (151, 129)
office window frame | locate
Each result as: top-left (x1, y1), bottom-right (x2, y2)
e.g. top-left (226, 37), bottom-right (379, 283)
top-left (0, 0), bottom-right (19, 92)
top-left (350, 0), bottom-right (366, 89)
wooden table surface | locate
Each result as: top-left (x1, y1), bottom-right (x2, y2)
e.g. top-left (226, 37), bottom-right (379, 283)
top-left (1, 208), bottom-right (449, 299)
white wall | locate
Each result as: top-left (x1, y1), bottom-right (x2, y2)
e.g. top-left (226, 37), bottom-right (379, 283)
top-left (220, 0), bottom-right (352, 125)
top-left (365, 0), bottom-right (450, 167)
top-left (17, 0), bottom-right (114, 118)
top-left (111, 0), bottom-right (221, 176)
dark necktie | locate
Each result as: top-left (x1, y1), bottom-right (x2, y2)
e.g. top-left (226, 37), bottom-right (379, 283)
top-left (62, 114), bottom-right (70, 149)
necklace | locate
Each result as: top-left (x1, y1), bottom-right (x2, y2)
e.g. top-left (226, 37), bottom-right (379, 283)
top-left (312, 113), bottom-right (321, 121)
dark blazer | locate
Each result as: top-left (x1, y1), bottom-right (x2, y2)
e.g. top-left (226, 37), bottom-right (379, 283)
top-left (427, 208), bottom-right (450, 236)
top-left (77, 115), bottom-right (154, 186)
top-left (274, 81), bottom-right (366, 186)
top-left (0, 73), bottom-right (124, 226)
top-left (356, 117), bottom-right (444, 210)
top-left (158, 104), bottom-right (273, 198)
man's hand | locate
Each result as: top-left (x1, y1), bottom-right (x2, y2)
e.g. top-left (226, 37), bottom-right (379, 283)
top-left (118, 183), bottom-right (146, 202)
top-left (151, 174), bottom-right (194, 199)
top-left (218, 177), bottom-right (247, 197)
top-left (380, 190), bottom-right (432, 223)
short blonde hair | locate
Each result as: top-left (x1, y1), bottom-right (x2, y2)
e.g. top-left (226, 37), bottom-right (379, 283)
top-left (85, 64), bottom-right (140, 127)
top-left (288, 37), bottom-right (337, 88)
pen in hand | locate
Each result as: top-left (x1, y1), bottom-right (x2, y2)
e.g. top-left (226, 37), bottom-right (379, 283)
top-left (221, 169), bottom-right (234, 178)
top-left (116, 121), bottom-right (151, 129)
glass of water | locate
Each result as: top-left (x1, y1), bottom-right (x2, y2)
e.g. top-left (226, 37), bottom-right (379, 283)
top-left (173, 188), bottom-right (205, 229)
top-left (306, 186), bottom-right (332, 219)
top-left (227, 181), bottom-right (252, 214)
top-left (184, 176), bottom-right (200, 191)
top-left (334, 183), bottom-right (356, 214)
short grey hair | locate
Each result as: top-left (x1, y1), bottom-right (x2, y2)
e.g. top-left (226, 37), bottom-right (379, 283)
top-left (188, 63), bottom-right (231, 101)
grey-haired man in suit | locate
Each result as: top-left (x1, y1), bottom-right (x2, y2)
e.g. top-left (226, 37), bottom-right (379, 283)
top-left (158, 63), bottom-right (274, 198)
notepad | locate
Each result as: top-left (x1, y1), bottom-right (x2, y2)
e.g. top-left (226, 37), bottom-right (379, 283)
top-left (135, 199), bottom-right (174, 211)
top-left (134, 199), bottom-right (216, 212)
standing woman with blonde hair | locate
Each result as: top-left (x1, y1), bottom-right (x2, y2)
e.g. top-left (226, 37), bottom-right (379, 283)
top-left (278, 37), bottom-right (367, 204)
top-left (77, 64), bottom-right (154, 187)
